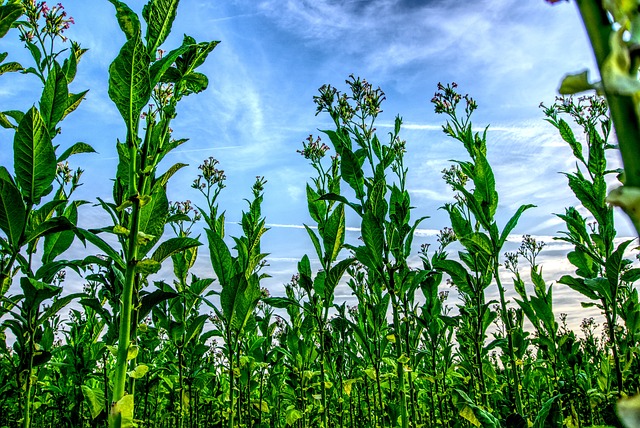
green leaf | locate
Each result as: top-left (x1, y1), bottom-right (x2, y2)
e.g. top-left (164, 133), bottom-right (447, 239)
top-left (135, 258), bottom-right (161, 275)
top-left (43, 203), bottom-right (77, 264)
top-left (138, 185), bottom-right (168, 256)
top-left (112, 394), bottom-right (135, 428)
top-left (285, 406), bottom-right (303, 426)
top-left (108, 33), bottom-right (151, 137)
top-left (321, 204), bottom-right (345, 263)
top-left (39, 292), bottom-right (82, 325)
top-left (498, 204), bottom-right (535, 249)
top-left (0, 2), bottom-right (23, 39)
top-left (0, 175), bottom-right (25, 246)
top-left (341, 148), bottom-right (365, 200)
top-left (39, 62), bottom-right (68, 133)
top-left (0, 61), bottom-right (22, 75)
top-left (57, 142), bottom-right (96, 163)
top-left (24, 216), bottom-right (73, 246)
top-left (108, 0), bottom-right (141, 40)
top-left (14, 107), bottom-right (55, 204)
top-left (138, 289), bottom-right (177, 320)
top-left (81, 385), bottom-right (106, 420)
top-left (127, 364), bottom-right (149, 379)
top-left (76, 228), bottom-right (126, 270)
top-left (206, 229), bottom-right (233, 286)
top-left (361, 211), bottom-right (384, 267)
top-left (559, 70), bottom-right (597, 95)
top-left (473, 151), bottom-right (498, 219)
top-left (606, 239), bottom-right (634, 291)
top-left (151, 237), bottom-right (201, 263)
top-left (62, 90), bottom-right (88, 120)
top-left (143, 0), bottom-right (180, 54)
top-left (533, 394), bottom-right (563, 428)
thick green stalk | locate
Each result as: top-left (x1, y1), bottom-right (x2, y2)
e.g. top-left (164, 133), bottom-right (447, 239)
top-left (390, 291), bottom-right (408, 428)
top-left (576, 0), bottom-right (640, 235)
top-left (494, 260), bottom-right (523, 416)
top-left (110, 194), bottom-right (141, 427)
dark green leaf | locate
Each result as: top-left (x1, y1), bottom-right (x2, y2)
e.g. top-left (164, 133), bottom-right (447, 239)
top-left (14, 107), bottom-right (55, 204)
top-left (108, 34), bottom-right (151, 136)
top-left (57, 142), bottom-right (96, 163)
top-left (151, 237), bottom-right (201, 263)
top-left (0, 175), bottom-right (25, 246)
top-left (0, 3), bottom-right (22, 38)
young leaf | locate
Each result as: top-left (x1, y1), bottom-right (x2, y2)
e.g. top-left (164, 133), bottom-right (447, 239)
top-left (39, 62), bottom-right (68, 133)
top-left (108, 0), bottom-right (141, 41)
top-left (143, 0), bottom-right (180, 55)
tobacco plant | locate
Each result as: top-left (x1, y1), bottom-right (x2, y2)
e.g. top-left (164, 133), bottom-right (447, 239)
top-left (542, 96), bottom-right (640, 405)
top-left (81, 1), bottom-right (217, 426)
top-left (550, 0), bottom-right (640, 237)
top-left (312, 75), bottom-right (429, 428)
top-left (432, 83), bottom-right (533, 423)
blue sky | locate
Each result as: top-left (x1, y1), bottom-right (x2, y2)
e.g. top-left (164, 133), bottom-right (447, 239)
top-left (0, 1), bottom-right (634, 325)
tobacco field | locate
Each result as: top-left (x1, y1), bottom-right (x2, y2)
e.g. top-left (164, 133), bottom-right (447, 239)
top-left (1, 1), bottom-right (640, 427)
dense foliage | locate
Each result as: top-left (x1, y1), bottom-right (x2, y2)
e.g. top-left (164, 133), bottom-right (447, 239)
top-left (0, 1), bottom-right (639, 428)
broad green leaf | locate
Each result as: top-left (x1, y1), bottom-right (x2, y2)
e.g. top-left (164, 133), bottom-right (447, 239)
top-left (206, 229), bottom-right (233, 286)
top-left (39, 62), bottom-right (68, 133)
top-left (108, 33), bottom-right (151, 137)
top-left (108, 0), bottom-right (140, 40)
top-left (14, 107), bottom-right (55, 204)
top-left (606, 239), bottom-right (634, 290)
top-left (24, 216), bottom-right (73, 246)
top-left (62, 90), bottom-right (88, 120)
top-left (285, 406), bottom-right (303, 426)
top-left (0, 176), bottom-right (25, 246)
top-left (81, 385), bottom-right (106, 420)
top-left (39, 292), bottom-right (82, 325)
top-left (138, 289), bottom-right (177, 320)
top-left (304, 224), bottom-right (323, 261)
top-left (0, 2), bottom-right (22, 38)
top-left (143, 0), bottom-right (180, 54)
top-left (43, 203), bottom-right (77, 264)
top-left (473, 151), bottom-right (498, 219)
top-left (361, 211), bottom-right (384, 267)
top-left (151, 237), bottom-right (201, 263)
top-left (321, 204), bottom-right (345, 263)
top-left (57, 142), bottom-right (96, 163)
top-left (135, 258), bottom-right (161, 275)
top-left (341, 148), bottom-right (365, 200)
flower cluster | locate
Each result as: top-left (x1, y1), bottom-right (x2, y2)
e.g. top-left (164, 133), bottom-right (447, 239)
top-left (192, 157), bottom-right (226, 190)
top-left (22, 1), bottom-right (74, 42)
top-left (517, 234), bottom-right (545, 266)
top-left (437, 227), bottom-right (457, 248)
top-left (431, 82), bottom-right (477, 116)
top-left (441, 165), bottom-right (469, 191)
top-left (297, 135), bottom-right (330, 162)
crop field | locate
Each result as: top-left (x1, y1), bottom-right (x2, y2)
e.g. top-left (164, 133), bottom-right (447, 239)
top-left (1, 1), bottom-right (640, 428)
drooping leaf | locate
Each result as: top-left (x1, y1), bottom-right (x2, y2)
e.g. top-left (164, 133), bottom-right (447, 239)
top-left (138, 185), bottom-right (168, 256)
top-left (57, 142), bottom-right (97, 163)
